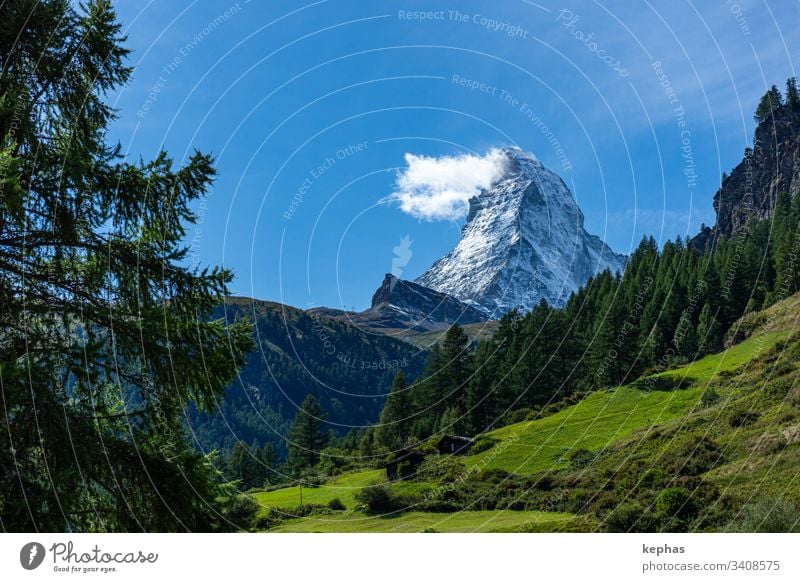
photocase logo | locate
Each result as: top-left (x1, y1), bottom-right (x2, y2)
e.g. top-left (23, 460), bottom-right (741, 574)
top-left (390, 235), bottom-right (413, 290)
top-left (20, 542), bottom-right (46, 570)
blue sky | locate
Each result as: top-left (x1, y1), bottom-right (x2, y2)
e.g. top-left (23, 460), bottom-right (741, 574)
top-left (108, 0), bottom-right (800, 310)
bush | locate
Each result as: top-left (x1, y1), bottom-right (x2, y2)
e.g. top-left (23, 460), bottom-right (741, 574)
top-left (475, 468), bottom-right (512, 483)
top-left (666, 436), bottom-right (724, 476)
top-left (415, 456), bottom-right (464, 483)
top-left (789, 386), bottom-right (800, 408)
top-left (604, 503), bottom-right (654, 532)
top-left (655, 487), bottom-right (695, 519)
top-left (317, 447), bottom-right (355, 477)
top-left (748, 431), bottom-right (787, 454)
top-left (253, 508), bottom-right (282, 531)
top-left (224, 495), bottom-right (260, 530)
top-left (354, 484), bottom-right (401, 515)
top-left (569, 448), bottom-right (596, 469)
top-left (730, 497), bottom-right (800, 532)
top-left (638, 468), bottom-right (669, 489)
top-left (700, 388), bottom-right (720, 407)
top-left (328, 498), bottom-right (346, 511)
top-left (729, 410), bottom-right (760, 427)
top-left (504, 408), bottom-right (535, 425)
top-left (416, 500), bottom-right (461, 513)
top-left (724, 312), bottom-right (766, 347)
top-left (468, 436), bottom-right (498, 455)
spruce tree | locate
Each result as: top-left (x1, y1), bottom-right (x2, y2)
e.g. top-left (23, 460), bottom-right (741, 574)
top-left (786, 77), bottom-right (800, 108)
top-left (754, 85), bottom-right (784, 122)
top-left (260, 442), bottom-right (277, 485)
top-left (0, 0), bottom-right (252, 531)
top-left (465, 341), bottom-right (501, 433)
top-left (440, 323), bottom-right (472, 409)
top-left (673, 313), bottom-right (698, 359)
top-left (287, 395), bottom-right (329, 471)
top-left (377, 371), bottom-right (413, 450)
top-left (696, 304), bottom-right (722, 356)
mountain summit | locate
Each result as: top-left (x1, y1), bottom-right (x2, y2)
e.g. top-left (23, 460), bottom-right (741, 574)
top-left (415, 147), bottom-right (626, 316)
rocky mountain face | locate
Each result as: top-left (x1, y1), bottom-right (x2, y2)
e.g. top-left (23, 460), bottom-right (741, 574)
top-left (312, 274), bottom-right (488, 335)
top-left (368, 274), bottom-right (488, 329)
top-left (415, 147), bottom-right (626, 316)
top-left (708, 105), bottom-right (800, 240)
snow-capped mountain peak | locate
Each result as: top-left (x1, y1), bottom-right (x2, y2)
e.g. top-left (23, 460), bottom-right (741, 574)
top-left (415, 147), bottom-right (625, 316)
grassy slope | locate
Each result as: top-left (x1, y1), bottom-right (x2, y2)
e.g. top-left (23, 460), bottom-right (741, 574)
top-left (253, 470), bottom-right (383, 513)
top-left (559, 293), bottom-right (800, 529)
top-left (269, 509), bottom-right (582, 533)
top-left (469, 329), bottom-right (788, 476)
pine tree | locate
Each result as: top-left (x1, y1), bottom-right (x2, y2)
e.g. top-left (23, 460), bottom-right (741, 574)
top-left (410, 344), bottom-right (444, 418)
top-left (754, 85), bottom-right (784, 122)
top-left (465, 341), bottom-right (501, 433)
top-left (439, 406), bottom-right (463, 436)
top-left (228, 442), bottom-right (249, 485)
top-left (696, 304), bottom-right (722, 356)
top-left (786, 77), bottom-right (800, 108)
top-left (441, 324), bottom-right (472, 397)
top-left (0, 0), bottom-right (253, 532)
top-left (673, 313), bottom-right (698, 359)
top-left (358, 426), bottom-right (376, 461)
top-left (376, 371), bottom-right (413, 450)
top-left (287, 395), bottom-right (330, 472)
top-left (260, 442), bottom-right (277, 485)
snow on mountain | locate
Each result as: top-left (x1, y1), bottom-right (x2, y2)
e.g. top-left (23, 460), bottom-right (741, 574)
top-left (415, 147), bottom-right (626, 317)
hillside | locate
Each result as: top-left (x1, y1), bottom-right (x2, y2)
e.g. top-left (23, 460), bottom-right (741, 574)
top-left (186, 297), bottom-right (427, 456)
top-left (251, 292), bottom-right (800, 532)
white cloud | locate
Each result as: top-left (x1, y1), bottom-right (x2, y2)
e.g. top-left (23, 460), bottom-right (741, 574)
top-left (389, 149), bottom-right (510, 221)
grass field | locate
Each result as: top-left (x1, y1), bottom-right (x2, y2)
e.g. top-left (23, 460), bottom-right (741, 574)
top-left (268, 509), bottom-right (582, 533)
top-left (468, 385), bottom-right (703, 474)
top-left (656, 331), bottom-right (787, 383)
top-left (253, 470), bottom-right (382, 513)
top-left (468, 330), bottom-right (782, 476)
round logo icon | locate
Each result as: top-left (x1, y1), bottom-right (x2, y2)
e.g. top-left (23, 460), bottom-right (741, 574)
top-left (20, 542), bottom-right (46, 570)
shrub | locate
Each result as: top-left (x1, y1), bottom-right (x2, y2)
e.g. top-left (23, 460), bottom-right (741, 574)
top-left (569, 448), bottom-right (596, 469)
top-left (730, 497), bottom-right (800, 532)
top-left (468, 436), bottom-right (498, 455)
top-left (327, 498), bottom-right (346, 511)
top-left (415, 456), bottom-right (464, 483)
top-left (700, 388), bottom-right (720, 407)
top-left (224, 495), bottom-right (260, 530)
top-left (655, 487), bottom-right (695, 519)
top-left (638, 468), bottom-right (669, 489)
top-left (604, 503), bottom-right (654, 532)
top-left (789, 386), bottom-right (800, 408)
top-left (504, 408), bottom-right (535, 425)
top-left (748, 431), bottom-right (787, 454)
top-left (724, 312), bottom-right (766, 347)
top-left (253, 508), bottom-right (282, 531)
top-left (318, 447), bottom-right (355, 477)
top-left (563, 488), bottom-right (598, 513)
top-left (416, 499), bottom-right (461, 513)
top-left (354, 484), bottom-right (401, 515)
top-left (729, 410), bottom-right (760, 427)
top-left (476, 468), bottom-right (512, 483)
top-left (666, 436), bottom-right (724, 476)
